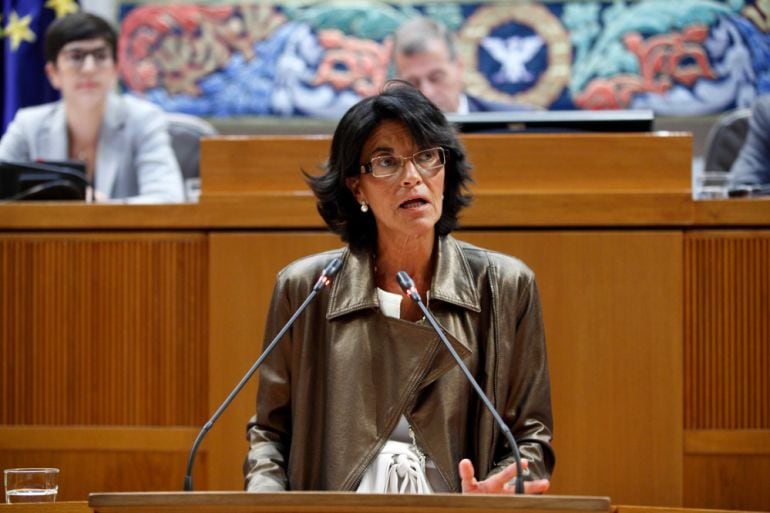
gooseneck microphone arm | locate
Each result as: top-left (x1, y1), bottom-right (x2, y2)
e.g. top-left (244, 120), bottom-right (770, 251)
top-left (395, 271), bottom-right (526, 494)
top-left (183, 257), bottom-right (343, 491)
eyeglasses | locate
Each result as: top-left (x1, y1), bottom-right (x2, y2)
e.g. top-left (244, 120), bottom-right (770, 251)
top-left (360, 147), bottom-right (446, 178)
top-left (59, 47), bottom-right (113, 69)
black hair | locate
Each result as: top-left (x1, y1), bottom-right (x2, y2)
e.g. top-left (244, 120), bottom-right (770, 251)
top-left (44, 12), bottom-right (118, 64)
top-left (306, 81), bottom-right (473, 252)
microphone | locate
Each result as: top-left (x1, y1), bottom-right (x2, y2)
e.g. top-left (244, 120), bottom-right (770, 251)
top-left (183, 257), bottom-right (343, 491)
top-left (395, 271), bottom-right (526, 494)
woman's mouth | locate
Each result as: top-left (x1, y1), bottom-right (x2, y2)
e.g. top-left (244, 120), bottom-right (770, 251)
top-left (400, 198), bottom-right (428, 209)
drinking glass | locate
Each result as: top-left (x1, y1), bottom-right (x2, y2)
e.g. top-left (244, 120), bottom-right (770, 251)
top-left (4, 468), bottom-right (59, 503)
top-left (694, 171), bottom-right (729, 199)
top-left (185, 177), bottom-right (201, 203)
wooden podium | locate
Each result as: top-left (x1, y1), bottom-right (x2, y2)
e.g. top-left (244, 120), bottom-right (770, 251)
top-left (88, 492), bottom-right (612, 513)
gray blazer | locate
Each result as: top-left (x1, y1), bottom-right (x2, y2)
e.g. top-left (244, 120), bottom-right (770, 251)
top-left (729, 95), bottom-right (770, 187)
top-left (0, 93), bottom-right (184, 203)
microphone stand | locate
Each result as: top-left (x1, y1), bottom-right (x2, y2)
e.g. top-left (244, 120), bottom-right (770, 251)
top-left (396, 271), bottom-right (526, 494)
top-left (183, 257), bottom-right (343, 491)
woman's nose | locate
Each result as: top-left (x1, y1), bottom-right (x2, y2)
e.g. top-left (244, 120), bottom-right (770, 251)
top-left (81, 54), bottom-right (98, 72)
top-left (400, 159), bottom-right (422, 185)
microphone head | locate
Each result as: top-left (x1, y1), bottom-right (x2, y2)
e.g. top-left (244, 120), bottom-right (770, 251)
top-left (323, 257), bottom-right (343, 279)
top-left (395, 271), bottom-right (415, 292)
top-left (313, 257), bottom-right (343, 291)
top-left (396, 271), bottom-right (421, 302)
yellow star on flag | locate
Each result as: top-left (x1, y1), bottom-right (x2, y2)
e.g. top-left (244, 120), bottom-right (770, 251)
top-left (4, 11), bottom-right (36, 51)
top-left (45, 0), bottom-right (79, 18)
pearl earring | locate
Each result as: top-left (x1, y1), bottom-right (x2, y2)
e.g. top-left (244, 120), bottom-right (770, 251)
top-left (360, 201), bottom-right (369, 213)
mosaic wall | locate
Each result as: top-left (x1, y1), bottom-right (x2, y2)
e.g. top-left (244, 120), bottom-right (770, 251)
top-left (117, 1), bottom-right (770, 118)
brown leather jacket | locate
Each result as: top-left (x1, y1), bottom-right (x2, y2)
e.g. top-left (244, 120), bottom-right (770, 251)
top-left (244, 235), bottom-right (554, 492)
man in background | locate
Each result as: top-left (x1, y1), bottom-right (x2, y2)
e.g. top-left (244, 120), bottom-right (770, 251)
top-left (392, 16), bottom-right (534, 114)
top-left (729, 95), bottom-right (770, 188)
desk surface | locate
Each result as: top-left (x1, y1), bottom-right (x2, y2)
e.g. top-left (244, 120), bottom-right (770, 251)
top-left (0, 196), bottom-right (767, 231)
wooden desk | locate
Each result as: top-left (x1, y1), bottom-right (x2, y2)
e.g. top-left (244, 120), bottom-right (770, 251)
top-left (1, 133), bottom-right (767, 512)
top-left (0, 502), bottom-right (90, 512)
top-left (88, 491), bottom-right (611, 513)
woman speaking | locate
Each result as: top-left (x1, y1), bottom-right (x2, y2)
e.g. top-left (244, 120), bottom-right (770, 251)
top-left (244, 82), bottom-right (554, 494)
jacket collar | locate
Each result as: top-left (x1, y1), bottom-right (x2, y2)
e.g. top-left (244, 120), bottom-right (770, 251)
top-left (327, 235), bottom-right (481, 319)
top-left (38, 102), bottom-right (68, 160)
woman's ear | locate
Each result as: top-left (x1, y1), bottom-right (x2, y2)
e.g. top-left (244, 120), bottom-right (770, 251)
top-left (345, 176), bottom-right (364, 203)
top-left (45, 62), bottom-right (61, 90)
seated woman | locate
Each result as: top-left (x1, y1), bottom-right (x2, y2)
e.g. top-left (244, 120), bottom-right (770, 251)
top-left (244, 82), bottom-right (554, 494)
top-left (0, 12), bottom-right (184, 203)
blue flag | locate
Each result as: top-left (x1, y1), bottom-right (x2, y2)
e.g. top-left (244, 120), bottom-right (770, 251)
top-left (1, 0), bottom-right (80, 133)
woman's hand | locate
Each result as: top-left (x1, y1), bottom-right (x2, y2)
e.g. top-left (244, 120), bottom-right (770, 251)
top-left (86, 186), bottom-right (108, 203)
top-left (459, 458), bottom-right (550, 494)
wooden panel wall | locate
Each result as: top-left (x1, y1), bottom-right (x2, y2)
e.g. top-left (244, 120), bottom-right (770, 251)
top-left (206, 232), bottom-right (341, 491)
top-left (683, 231), bottom-right (770, 511)
top-left (463, 231), bottom-right (682, 506)
top-left (0, 233), bottom-right (209, 500)
top-left (684, 232), bottom-right (769, 429)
